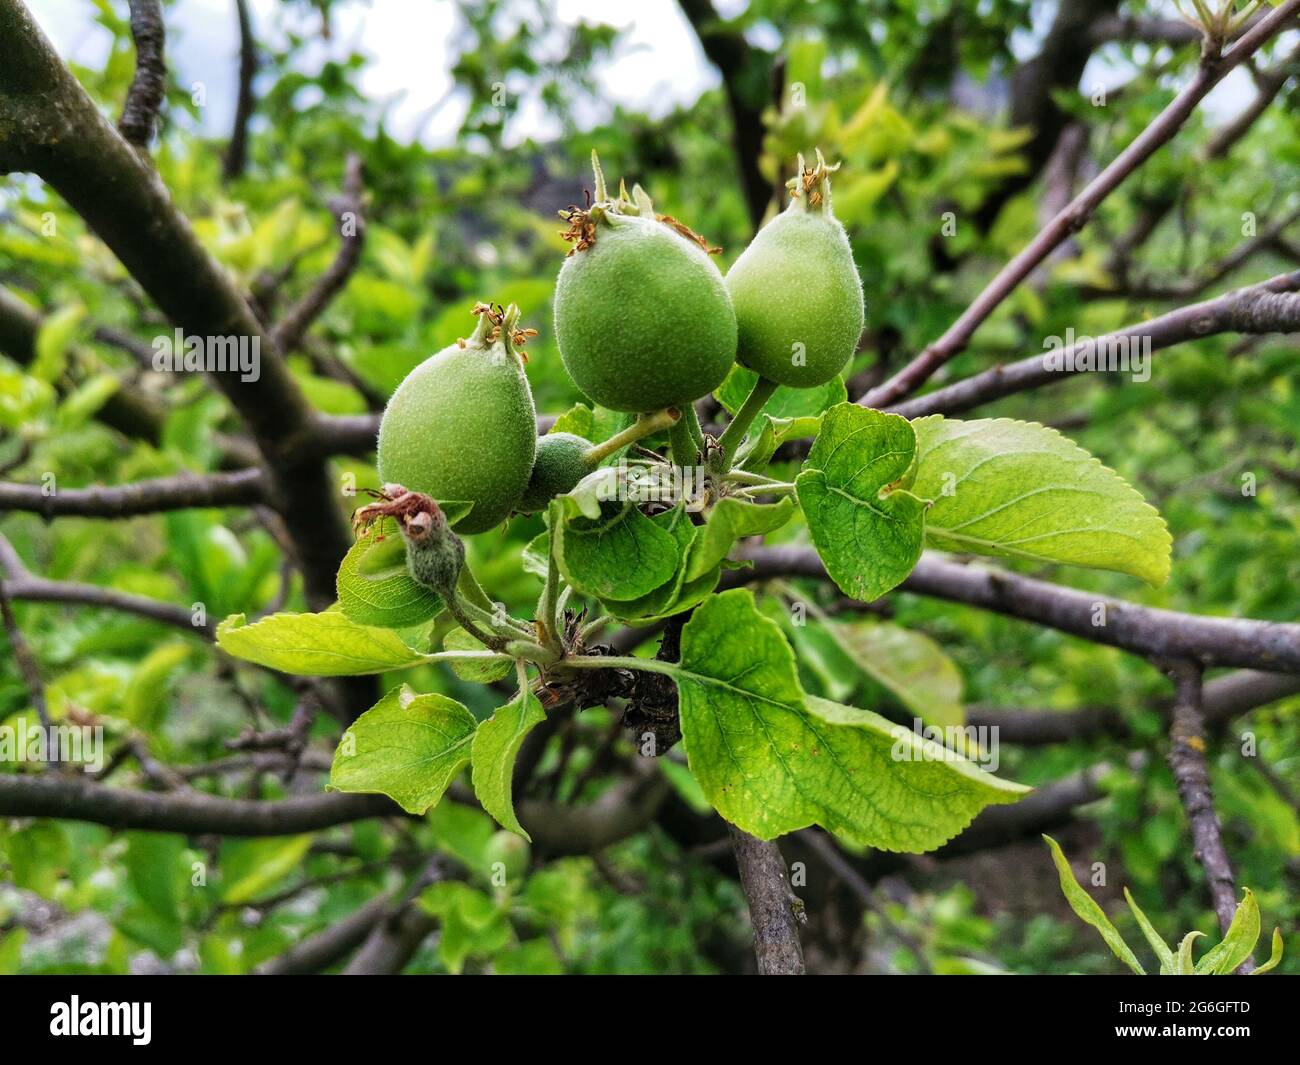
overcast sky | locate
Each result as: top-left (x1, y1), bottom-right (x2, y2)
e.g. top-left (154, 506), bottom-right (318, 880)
top-left (28, 0), bottom-right (724, 145)
top-left (26, 0), bottom-right (1261, 148)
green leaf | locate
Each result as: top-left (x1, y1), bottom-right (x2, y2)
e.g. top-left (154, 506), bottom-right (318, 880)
top-left (912, 416), bottom-right (1171, 586)
top-left (549, 402), bottom-right (630, 446)
top-left (471, 686), bottom-right (546, 840)
top-left (494, 938), bottom-right (564, 975)
top-left (1124, 887), bottom-right (1175, 975)
top-left (550, 403), bottom-right (594, 439)
top-left (56, 372), bottom-right (120, 428)
top-left (1196, 889), bottom-right (1260, 974)
top-left (552, 499), bottom-right (680, 601)
top-left (796, 404), bottom-right (927, 601)
top-left (216, 610), bottom-right (429, 674)
top-left (604, 503), bottom-right (708, 622)
top-left (614, 565), bottom-right (721, 625)
top-left (686, 496), bottom-right (795, 581)
top-left (32, 303), bottom-right (85, 383)
top-left (121, 642), bottom-right (190, 730)
top-left (443, 628), bottom-right (514, 682)
top-left (1175, 931), bottom-right (1205, 975)
top-left (0, 928), bottom-right (26, 975)
top-left (219, 836), bottom-right (314, 905)
top-left (521, 531), bottom-right (551, 579)
top-left (337, 519), bottom-right (443, 628)
top-left (673, 589), bottom-right (1027, 850)
top-left (717, 363), bottom-right (847, 420)
top-left (1043, 835), bottom-right (1145, 974)
top-left (125, 833), bottom-right (185, 922)
top-left (418, 880), bottom-right (511, 973)
top-left (1251, 928), bottom-right (1284, 974)
top-left (330, 684), bottom-right (477, 814)
top-left (739, 413), bottom-right (823, 471)
top-left (821, 619), bottom-right (964, 728)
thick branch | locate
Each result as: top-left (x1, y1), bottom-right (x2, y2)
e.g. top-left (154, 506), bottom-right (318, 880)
top-left (937, 760), bottom-right (1123, 856)
top-left (970, 669), bottom-right (1300, 745)
top-left (0, 0), bottom-right (350, 608)
top-left (221, 0), bottom-right (257, 182)
top-left (677, 0), bottom-right (773, 230)
top-left (1164, 659), bottom-right (1242, 945)
top-left (728, 825), bottom-right (805, 975)
top-left (0, 761), bottom-right (667, 850)
top-left (861, 0), bottom-right (1300, 410)
top-left (887, 269), bottom-right (1300, 419)
top-left (255, 893), bottom-right (391, 975)
top-left (0, 772), bottom-right (397, 836)
top-left (270, 153), bottom-right (366, 353)
top-left (740, 548), bottom-right (1300, 672)
top-left (341, 903), bottom-right (438, 975)
top-left (118, 0), bottom-right (166, 149)
top-left (0, 468), bottom-right (265, 518)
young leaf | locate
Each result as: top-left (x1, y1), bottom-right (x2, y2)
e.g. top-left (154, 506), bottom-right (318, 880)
top-left (786, 620), bottom-right (860, 703)
top-left (1175, 931), bottom-right (1204, 975)
top-left (330, 685), bottom-right (477, 814)
top-left (822, 619), bottom-right (964, 728)
top-left (418, 880), bottom-right (511, 974)
top-left (796, 403), bottom-right (927, 601)
top-left (674, 589), bottom-right (1027, 851)
top-left (1195, 888), bottom-right (1260, 974)
top-left (521, 531), bottom-right (551, 579)
top-left (912, 416), bottom-right (1171, 586)
top-left (219, 836), bottom-right (314, 905)
top-left (471, 687), bottom-right (546, 840)
top-left (717, 363), bottom-right (846, 420)
top-left (443, 628), bottom-right (514, 682)
top-left (552, 499), bottom-right (681, 601)
top-left (735, 412), bottom-right (822, 471)
top-left (32, 303), bottom-right (85, 383)
top-left (337, 518), bottom-right (443, 629)
top-left (685, 496), bottom-right (795, 581)
top-left (604, 504), bottom-right (708, 622)
top-left (1123, 887), bottom-right (1175, 975)
top-left (1043, 834), bottom-right (1146, 974)
top-left (217, 611), bottom-right (430, 674)
top-left (1251, 928), bottom-right (1284, 975)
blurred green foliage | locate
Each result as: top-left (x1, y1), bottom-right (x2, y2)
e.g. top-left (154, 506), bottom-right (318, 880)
top-left (0, 0), bottom-right (1296, 974)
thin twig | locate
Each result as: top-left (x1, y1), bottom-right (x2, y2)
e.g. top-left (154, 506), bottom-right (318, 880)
top-left (797, 829), bottom-right (931, 973)
top-left (222, 0), bottom-right (257, 181)
top-left (0, 573), bottom-right (50, 730)
top-left (270, 153), bottom-right (366, 353)
top-left (118, 0), bottom-right (166, 149)
top-left (1163, 659), bottom-right (1247, 964)
top-left (1121, 207), bottom-right (1300, 301)
top-left (888, 269), bottom-right (1300, 419)
top-left (860, 0), bottom-right (1300, 410)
